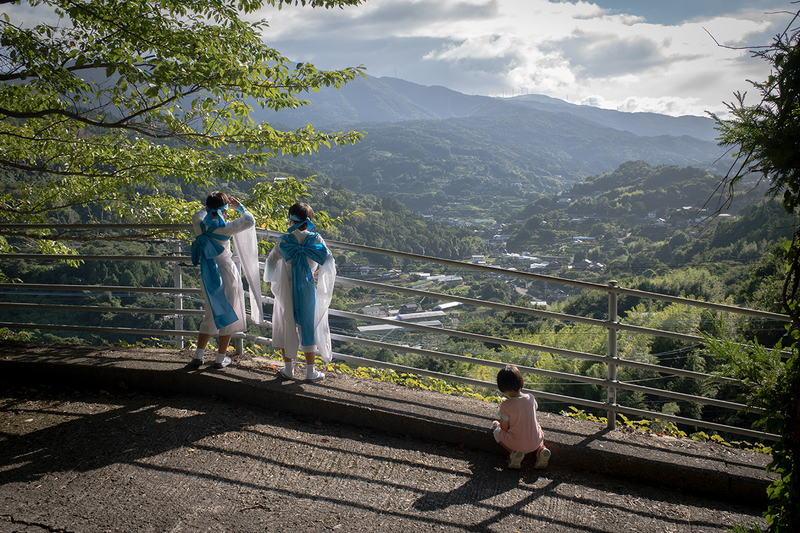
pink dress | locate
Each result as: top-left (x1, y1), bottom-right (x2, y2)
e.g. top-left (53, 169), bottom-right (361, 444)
top-left (495, 393), bottom-right (544, 454)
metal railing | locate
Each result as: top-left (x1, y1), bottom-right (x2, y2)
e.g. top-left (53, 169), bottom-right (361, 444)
top-left (0, 223), bottom-right (788, 442)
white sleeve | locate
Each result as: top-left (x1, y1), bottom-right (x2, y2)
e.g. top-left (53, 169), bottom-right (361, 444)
top-left (191, 208), bottom-right (207, 236)
top-left (230, 215), bottom-right (263, 325)
top-left (264, 243), bottom-right (282, 282)
top-left (212, 208), bottom-right (255, 237)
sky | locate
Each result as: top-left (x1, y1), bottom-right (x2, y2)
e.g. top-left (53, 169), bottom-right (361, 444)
top-left (255, 0), bottom-right (799, 117)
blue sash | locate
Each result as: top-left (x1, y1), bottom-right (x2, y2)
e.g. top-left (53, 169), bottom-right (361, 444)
top-left (278, 232), bottom-right (328, 346)
top-left (191, 226), bottom-right (238, 329)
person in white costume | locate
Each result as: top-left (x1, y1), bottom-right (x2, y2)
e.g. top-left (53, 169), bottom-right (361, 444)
top-left (190, 191), bottom-right (263, 369)
top-left (264, 202), bottom-right (336, 382)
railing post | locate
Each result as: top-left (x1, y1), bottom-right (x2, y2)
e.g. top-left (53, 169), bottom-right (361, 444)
top-left (173, 241), bottom-right (184, 349)
top-left (235, 337), bottom-right (244, 356)
top-left (607, 280), bottom-right (619, 429)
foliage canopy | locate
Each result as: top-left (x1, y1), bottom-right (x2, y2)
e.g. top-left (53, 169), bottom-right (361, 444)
top-left (0, 0), bottom-right (366, 247)
top-left (709, 11), bottom-right (800, 532)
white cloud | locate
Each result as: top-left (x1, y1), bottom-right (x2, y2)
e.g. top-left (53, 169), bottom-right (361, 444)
top-left (256, 0), bottom-right (793, 117)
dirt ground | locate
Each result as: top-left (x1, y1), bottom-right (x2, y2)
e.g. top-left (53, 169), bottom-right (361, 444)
top-left (0, 380), bottom-right (768, 532)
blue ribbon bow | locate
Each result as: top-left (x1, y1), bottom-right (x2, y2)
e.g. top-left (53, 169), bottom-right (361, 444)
top-left (287, 214), bottom-right (315, 233)
top-left (278, 232), bottom-right (328, 346)
top-left (202, 204), bottom-right (229, 229)
top-left (191, 226), bottom-right (237, 329)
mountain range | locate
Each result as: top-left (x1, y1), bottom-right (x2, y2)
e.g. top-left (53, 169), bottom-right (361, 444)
top-left (255, 75), bottom-right (727, 202)
top-left (264, 75), bottom-right (719, 141)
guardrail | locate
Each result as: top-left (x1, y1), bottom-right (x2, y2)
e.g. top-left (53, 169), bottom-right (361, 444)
top-left (0, 223), bottom-right (787, 442)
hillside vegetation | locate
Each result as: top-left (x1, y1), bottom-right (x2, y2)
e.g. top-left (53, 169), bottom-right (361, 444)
top-left (283, 114), bottom-right (724, 212)
top-left (262, 76), bottom-right (725, 212)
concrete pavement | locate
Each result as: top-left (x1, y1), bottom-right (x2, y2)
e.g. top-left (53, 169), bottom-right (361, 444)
top-left (0, 342), bottom-right (773, 532)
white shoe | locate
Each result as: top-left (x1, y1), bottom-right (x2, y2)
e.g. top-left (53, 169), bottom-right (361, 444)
top-left (535, 447), bottom-right (551, 469)
top-left (279, 364), bottom-right (295, 380)
top-left (213, 355), bottom-right (231, 369)
top-left (306, 367), bottom-right (325, 382)
top-left (508, 451), bottom-right (525, 469)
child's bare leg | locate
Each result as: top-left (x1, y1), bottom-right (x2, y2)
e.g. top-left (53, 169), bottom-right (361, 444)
top-left (279, 349), bottom-right (295, 379)
top-left (197, 333), bottom-right (212, 350)
top-left (191, 333), bottom-right (212, 365)
top-left (217, 335), bottom-right (231, 354)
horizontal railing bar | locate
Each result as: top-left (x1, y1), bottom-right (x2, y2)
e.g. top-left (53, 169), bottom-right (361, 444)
top-left (335, 276), bottom-right (733, 345)
top-left (330, 333), bottom-right (754, 413)
top-left (611, 404), bottom-right (779, 442)
top-left (336, 275), bottom-right (610, 328)
top-left (1, 224), bottom-right (191, 230)
top-left (259, 229), bottom-right (789, 323)
top-left (609, 379), bottom-right (761, 414)
top-left (0, 283), bottom-right (202, 295)
top-left (1, 224), bottom-right (782, 321)
top-left (327, 351), bottom-right (608, 411)
top-left (324, 352), bottom-right (778, 441)
top-left (331, 333), bottom-right (609, 387)
top-left (278, 295), bottom-right (724, 384)
top-left (0, 254), bottom-right (193, 263)
top-left (0, 302), bottom-right (205, 316)
top-left (259, 229), bottom-right (614, 293)
top-left (0, 322), bottom-right (199, 338)
top-left (0, 276), bottom-right (749, 350)
top-left (241, 334), bottom-right (274, 346)
top-left (611, 286), bottom-right (791, 323)
top-left (328, 308), bottom-right (734, 383)
top-left (0, 309), bottom-right (758, 412)
top-left (613, 323), bottom-right (704, 343)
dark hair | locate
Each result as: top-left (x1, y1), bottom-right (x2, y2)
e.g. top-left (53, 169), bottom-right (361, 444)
top-left (288, 202), bottom-right (314, 231)
top-left (206, 191), bottom-right (229, 212)
top-left (497, 364), bottom-right (524, 393)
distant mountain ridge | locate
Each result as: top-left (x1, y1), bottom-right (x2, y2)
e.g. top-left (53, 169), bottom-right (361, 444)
top-left (263, 75), bottom-right (718, 142)
top-left (257, 74), bottom-right (726, 208)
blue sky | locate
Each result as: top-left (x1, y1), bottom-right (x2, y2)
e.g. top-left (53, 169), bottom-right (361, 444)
top-left (256, 0), bottom-right (798, 117)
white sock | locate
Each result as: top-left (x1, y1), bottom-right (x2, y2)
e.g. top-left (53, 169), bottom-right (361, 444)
top-left (306, 364), bottom-right (316, 377)
top-left (194, 348), bottom-right (205, 359)
top-left (215, 351), bottom-right (227, 363)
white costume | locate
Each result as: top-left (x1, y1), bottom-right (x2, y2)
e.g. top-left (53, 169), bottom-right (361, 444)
top-left (264, 229), bottom-right (336, 362)
top-left (192, 206), bottom-right (263, 336)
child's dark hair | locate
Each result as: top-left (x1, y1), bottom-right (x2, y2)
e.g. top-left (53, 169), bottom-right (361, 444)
top-left (206, 191), bottom-right (229, 211)
top-left (288, 202), bottom-right (314, 231)
top-left (497, 364), bottom-right (524, 393)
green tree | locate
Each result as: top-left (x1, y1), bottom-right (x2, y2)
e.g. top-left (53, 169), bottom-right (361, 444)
top-left (0, 0), bottom-right (366, 253)
top-left (709, 11), bottom-right (800, 532)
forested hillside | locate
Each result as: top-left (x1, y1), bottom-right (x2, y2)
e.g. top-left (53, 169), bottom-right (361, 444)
top-left (499, 161), bottom-right (792, 284)
top-left (260, 75), bottom-right (726, 212)
top-left (282, 113), bottom-right (724, 213)
top-left (314, 189), bottom-right (488, 262)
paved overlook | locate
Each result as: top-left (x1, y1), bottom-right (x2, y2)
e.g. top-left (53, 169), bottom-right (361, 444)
top-left (0, 342), bottom-right (771, 532)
